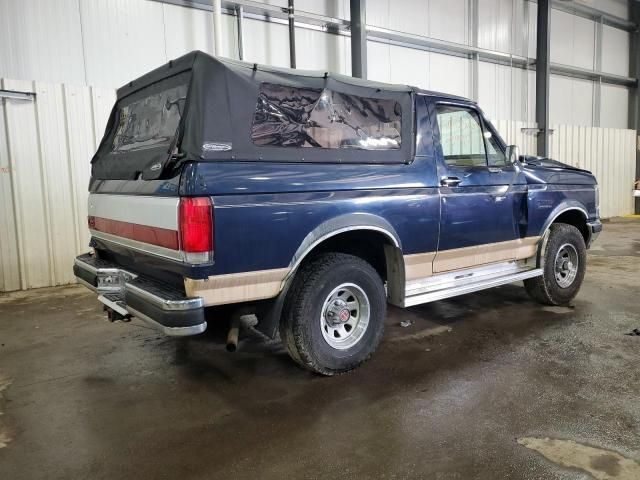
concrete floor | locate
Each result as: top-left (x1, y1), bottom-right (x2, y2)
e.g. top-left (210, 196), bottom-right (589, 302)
top-left (0, 219), bottom-right (639, 479)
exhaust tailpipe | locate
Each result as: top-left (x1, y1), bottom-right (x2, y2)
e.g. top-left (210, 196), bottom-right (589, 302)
top-left (226, 315), bottom-right (241, 352)
top-left (225, 309), bottom-right (257, 352)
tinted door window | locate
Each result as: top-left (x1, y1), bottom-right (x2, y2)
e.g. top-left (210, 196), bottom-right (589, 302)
top-left (485, 130), bottom-right (507, 167)
top-left (436, 105), bottom-right (486, 167)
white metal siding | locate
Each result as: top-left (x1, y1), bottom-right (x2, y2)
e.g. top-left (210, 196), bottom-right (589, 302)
top-left (550, 9), bottom-right (595, 71)
top-left (367, 43), bottom-right (471, 99)
top-left (494, 120), bottom-right (538, 157)
top-left (550, 75), bottom-right (595, 127)
top-left (595, 0), bottom-right (629, 20)
top-left (0, 79), bottom-right (115, 291)
top-left (367, 0), bottom-right (469, 44)
top-left (79, 0), bottom-right (167, 88)
top-left (0, 0), bottom-right (632, 128)
top-left (0, 0), bottom-right (86, 85)
top-left (601, 84), bottom-right (630, 129)
top-left (549, 125), bottom-right (637, 219)
top-left (601, 25), bottom-right (630, 77)
top-left (496, 121), bottom-right (637, 220)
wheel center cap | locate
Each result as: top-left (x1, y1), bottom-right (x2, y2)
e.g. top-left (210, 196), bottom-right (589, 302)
top-left (326, 300), bottom-right (351, 326)
top-left (338, 309), bottom-right (350, 323)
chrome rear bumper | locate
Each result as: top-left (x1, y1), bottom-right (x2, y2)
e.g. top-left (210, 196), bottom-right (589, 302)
top-left (74, 253), bottom-right (206, 336)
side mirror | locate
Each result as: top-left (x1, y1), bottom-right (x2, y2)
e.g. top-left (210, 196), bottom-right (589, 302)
top-left (505, 145), bottom-right (520, 165)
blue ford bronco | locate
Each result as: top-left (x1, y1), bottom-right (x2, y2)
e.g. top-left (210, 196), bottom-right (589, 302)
top-left (74, 51), bottom-right (602, 375)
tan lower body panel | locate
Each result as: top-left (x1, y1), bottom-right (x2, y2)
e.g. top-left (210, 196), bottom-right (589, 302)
top-left (186, 237), bottom-right (540, 306)
top-left (404, 236), bottom-right (540, 278)
top-left (404, 252), bottom-right (437, 281)
top-left (184, 268), bottom-right (290, 306)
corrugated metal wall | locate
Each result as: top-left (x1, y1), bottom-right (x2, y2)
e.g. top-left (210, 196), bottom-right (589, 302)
top-left (1, 79), bottom-right (636, 292)
top-left (0, 79), bottom-right (115, 292)
top-left (494, 120), bottom-right (539, 156)
top-left (0, 0), bottom-right (633, 129)
top-left (495, 121), bottom-right (637, 219)
top-left (549, 125), bottom-right (637, 219)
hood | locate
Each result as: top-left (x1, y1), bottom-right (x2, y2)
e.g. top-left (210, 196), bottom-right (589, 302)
top-left (521, 155), bottom-right (589, 172)
top-left (521, 155), bottom-right (596, 185)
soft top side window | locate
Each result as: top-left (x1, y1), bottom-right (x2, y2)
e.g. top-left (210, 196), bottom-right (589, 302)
top-left (112, 83), bottom-right (188, 154)
top-left (251, 83), bottom-right (402, 151)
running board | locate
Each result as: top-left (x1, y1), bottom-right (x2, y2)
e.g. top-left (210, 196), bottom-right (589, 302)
top-left (402, 268), bottom-right (543, 307)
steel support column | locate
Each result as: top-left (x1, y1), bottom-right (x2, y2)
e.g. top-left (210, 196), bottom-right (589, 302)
top-left (536, 0), bottom-right (551, 157)
top-left (350, 0), bottom-right (367, 79)
top-left (212, 0), bottom-right (223, 55)
top-left (235, 5), bottom-right (244, 60)
top-left (630, 3), bottom-right (640, 214)
top-left (470, 0), bottom-right (479, 102)
top-left (593, 16), bottom-right (603, 128)
top-left (288, 0), bottom-right (296, 68)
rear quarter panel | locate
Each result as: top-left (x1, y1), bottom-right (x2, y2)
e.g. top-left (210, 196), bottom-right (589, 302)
top-left (182, 160), bottom-right (441, 276)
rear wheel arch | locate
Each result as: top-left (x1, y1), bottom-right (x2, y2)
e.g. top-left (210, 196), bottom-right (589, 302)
top-left (285, 218), bottom-right (405, 299)
top-left (254, 220), bottom-right (403, 340)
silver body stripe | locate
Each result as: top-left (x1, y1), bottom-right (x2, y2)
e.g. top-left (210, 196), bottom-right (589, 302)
top-left (88, 194), bottom-right (179, 230)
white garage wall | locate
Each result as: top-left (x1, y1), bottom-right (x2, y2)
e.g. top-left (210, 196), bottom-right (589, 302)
top-left (0, 79), bottom-right (115, 292)
top-left (367, 42), bottom-right (472, 98)
top-left (550, 9), bottom-right (596, 70)
top-left (477, 0), bottom-right (531, 57)
top-left (550, 75), bottom-right (595, 126)
top-left (0, 0), bottom-right (86, 85)
top-left (367, 0), bottom-right (470, 44)
top-left (478, 63), bottom-right (536, 124)
top-left (602, 24), bottom-right (630, 76)
top-left (0, 0), bottom-right (633, 127)
top-left (601, 83), bottom-right (631, 129)
top-left (595, 0), bottom-right (630, 19)
top-left (548, 125), bottom-right (637, 219)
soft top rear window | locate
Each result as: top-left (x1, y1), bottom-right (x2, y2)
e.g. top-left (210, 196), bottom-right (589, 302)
top-left (251, 83), bottom-right (402, 150)
top-left (111, 80), bottom-right (188, 154)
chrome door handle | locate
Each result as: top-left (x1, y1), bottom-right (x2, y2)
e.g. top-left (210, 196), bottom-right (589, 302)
top-left (488, 167), bottom-right (502, 173)
top-left (440, 176), bottom-right (462, 187)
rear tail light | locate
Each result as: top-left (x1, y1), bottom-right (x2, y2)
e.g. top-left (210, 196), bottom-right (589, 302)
top-left (179, 197), bottom-right (213, 264)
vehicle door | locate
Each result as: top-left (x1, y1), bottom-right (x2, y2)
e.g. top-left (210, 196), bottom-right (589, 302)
top-left (431, 100), bottom-right (525, 273)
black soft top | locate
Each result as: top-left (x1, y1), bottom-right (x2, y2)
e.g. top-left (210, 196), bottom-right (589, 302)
top-left (91, 51), bottom-right (463, 180)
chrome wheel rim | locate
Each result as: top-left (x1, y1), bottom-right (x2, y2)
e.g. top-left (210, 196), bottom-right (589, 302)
top-left (320, 283), bottom-right (370, 350)
top-left (554, 243), bottom-right (579, 288)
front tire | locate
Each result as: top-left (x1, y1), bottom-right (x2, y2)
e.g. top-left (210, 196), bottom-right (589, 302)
top-left (280, 253), bottom-right (386, 375)
top-left (524, 223), bottom-right (587, 305)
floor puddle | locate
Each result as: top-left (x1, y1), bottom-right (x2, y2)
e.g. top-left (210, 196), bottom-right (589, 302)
top-left (518, 437), bottom-right (640, 479)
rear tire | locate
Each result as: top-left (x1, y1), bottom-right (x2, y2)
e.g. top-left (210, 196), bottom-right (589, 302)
top-left (524, 223), bottom-right (587, 305)
top-left (280, 253), bottom-right (386, 375)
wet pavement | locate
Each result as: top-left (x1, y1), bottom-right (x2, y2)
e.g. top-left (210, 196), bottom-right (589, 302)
top-left (0, 219), bottom-right (638, 479)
